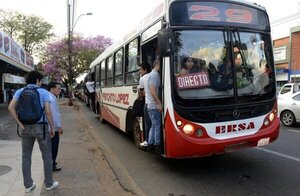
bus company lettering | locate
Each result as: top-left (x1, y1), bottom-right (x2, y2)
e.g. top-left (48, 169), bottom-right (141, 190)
top-left (102, 93), bottom-right (129, 105)
top-left (216, 122), bottom-right (255, 134)
top-left (176, 72), bottom-right (210, 90)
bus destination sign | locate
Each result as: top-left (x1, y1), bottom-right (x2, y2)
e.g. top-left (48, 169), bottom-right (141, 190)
top-left (176, 72), bottom-right (210, 90)
top-left (170, 2), bottom-right (268, 30)
top-left (188, 4), bottom-right (252, 24)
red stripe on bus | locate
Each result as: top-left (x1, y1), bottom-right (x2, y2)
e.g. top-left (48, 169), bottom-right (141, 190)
top-left (101, 106), bottom-right (120, 128)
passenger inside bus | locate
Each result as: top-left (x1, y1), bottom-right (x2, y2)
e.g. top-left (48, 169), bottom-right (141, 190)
top-left (234, 46), bottom-right (253, 89)
top-left (180, 57), bottom-right (200, 74)
top-left (208, 56), bottom-right (233, 91)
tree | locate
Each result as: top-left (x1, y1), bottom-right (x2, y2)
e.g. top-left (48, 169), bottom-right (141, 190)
top-left (0, 9), bottom-right (22, 39)
top-left (0, 9), bottom-right (53, 55)
top-left (41, 35), bottom-right (112, 91)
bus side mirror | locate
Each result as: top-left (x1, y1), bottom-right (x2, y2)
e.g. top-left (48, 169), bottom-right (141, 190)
top-left (158, 28), bottom-right (175, 57)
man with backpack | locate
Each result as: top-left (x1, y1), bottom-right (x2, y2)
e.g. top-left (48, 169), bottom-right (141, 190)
top-left (8, 70), bottom-right (59, 193)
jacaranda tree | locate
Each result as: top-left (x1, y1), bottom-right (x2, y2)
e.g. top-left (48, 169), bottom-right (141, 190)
top-left (41, 35), bottom-right (112, 91)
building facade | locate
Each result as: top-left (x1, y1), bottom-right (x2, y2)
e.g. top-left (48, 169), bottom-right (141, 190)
top-left (274, 25), bottom-right (300, 90)
top-left (0, 29), bottom-right (34, 103)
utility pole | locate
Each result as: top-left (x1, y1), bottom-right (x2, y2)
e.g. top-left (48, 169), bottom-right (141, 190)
top-left (67, 0), bottom-right (73, 106)
top-left (67, 0), bottom-right (91, 106)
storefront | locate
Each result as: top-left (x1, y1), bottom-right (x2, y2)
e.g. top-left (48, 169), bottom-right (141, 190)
top-left (0, 29), bottom-right (34, 103)
top-left (273, 25), bottom-right (300, 90)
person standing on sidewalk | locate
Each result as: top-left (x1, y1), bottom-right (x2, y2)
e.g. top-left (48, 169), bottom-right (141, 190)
top-left (8, 70), bottom-right (59, 192)
top-left (145, 59), bottom-right (162, 154)
top-left (47, 81), bottom-right (63, 172)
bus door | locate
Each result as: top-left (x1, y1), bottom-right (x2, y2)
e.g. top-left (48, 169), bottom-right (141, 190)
top-left (141, 38), bottom-right (165, 152)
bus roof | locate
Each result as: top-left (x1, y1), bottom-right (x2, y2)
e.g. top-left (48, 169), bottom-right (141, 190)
top-left (89, 0), bottom-right (267, 69)
top-left (90, 1), bottom-right (165, 68)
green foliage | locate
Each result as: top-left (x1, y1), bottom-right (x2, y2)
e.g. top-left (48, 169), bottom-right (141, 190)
top-left (0, 9), bottom-right (22, 39)
top-left (0, 9), bottom-right (53, 55)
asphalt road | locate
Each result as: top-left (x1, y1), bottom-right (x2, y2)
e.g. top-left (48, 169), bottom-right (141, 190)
top-left (81, 102), bottom-right (300, 196)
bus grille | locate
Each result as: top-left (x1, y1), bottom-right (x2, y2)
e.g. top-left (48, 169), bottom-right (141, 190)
top-left (181, 104), bottom-right (273, 123)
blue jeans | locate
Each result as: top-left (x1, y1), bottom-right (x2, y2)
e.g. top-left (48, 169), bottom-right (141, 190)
top-left (143, 104), bottom-right (151, 142)
top-left (148, 108), bottom-right (161, 146)
top-left (21, 124), bottom-right (54, 188)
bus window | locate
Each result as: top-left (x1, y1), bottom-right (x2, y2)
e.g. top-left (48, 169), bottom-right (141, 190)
top-left (114, 48), bottom-right (124, 86)
top-left (236, 33), bottom-right (272, 95)
top-left (142, 39), bottom-right (158, 67)
top-left (106, 55), bottom-right (113, 86)
top-left (173, 30), bottom-right (233, 100)
top-left (125, 38), bottom-right (140, 84)
top-left (100, 61), bottom-right (105, 86)
top-left (173, 30), bottom-right (275, 106)
top-left (95, 64), bottom-right (100, 88)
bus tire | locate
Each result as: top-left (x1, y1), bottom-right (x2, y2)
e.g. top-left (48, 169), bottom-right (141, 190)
top-left (132, 117), bottom-right (142, 149)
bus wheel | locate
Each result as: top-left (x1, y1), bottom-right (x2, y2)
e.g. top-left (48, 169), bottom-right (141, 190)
top-left (132, 118), bottom-right (142, 148)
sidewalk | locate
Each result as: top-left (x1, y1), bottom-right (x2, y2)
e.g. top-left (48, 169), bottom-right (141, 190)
top-left (0, 98), bottom-right (144, 196)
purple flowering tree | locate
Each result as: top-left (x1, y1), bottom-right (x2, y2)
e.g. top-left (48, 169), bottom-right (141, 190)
top-left (40, 35), bottom-right (112, 90)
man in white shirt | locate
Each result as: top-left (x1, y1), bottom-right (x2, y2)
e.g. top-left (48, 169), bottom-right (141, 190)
top-left (85, 77), bottom-right (96, 112)
top-left (138, 62), bottom-right (151, 147)
top-left (47, 82), bottom-right (64, 172)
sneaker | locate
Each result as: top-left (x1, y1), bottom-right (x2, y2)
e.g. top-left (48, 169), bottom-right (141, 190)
top-left (25, 182), bottom-right (36, 193)
top-left (45, 181), bottom-right (59, 191)
top-left (140, 141), bottom-right (148, 147)
top-left (52, 166), bottom-right (62, 172)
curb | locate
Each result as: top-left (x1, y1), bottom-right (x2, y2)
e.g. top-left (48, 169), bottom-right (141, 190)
top-left (77, 102), bottom-right (146, 196)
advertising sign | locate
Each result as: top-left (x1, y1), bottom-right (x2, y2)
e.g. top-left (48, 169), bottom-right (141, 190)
top-left (3, 73), bottom-right (26, 84)
top-left (0, 29), bottom-right (34, 70)
top-left (273, 46), bottom-right (286, 62)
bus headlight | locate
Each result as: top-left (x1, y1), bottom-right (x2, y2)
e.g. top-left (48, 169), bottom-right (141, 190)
top-left (264, 119), bottom-right (270, 126)
top-left (183, 124), bottom-right (194, 135)
top-left (196, 128), bottom-right (203, 137)
top-left (269, 113), bottom-right (275, 122)
top-left (176, 120), bottom-right (183, 127)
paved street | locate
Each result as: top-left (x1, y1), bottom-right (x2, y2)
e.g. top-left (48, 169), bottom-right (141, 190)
top-left (80, 100), bottom-right (300, 196)
top-left (1, 98), bottom-right (300, 196)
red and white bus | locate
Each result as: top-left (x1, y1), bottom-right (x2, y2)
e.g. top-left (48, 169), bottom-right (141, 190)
top-left (89, 0), bottom-right (279, 158)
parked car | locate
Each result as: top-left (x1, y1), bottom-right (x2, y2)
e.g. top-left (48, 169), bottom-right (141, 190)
top-left (278, 91), bottom-right (300, 126)
top-left (277, 83), bottom-right (300, 99)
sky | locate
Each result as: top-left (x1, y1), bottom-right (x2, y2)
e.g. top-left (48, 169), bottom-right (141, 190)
top-left (1, 0), bottom-right (300, 42)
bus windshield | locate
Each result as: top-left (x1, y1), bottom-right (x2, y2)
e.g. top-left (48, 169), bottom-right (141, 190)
top-left (173, 30), bottom-right (275, 106)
